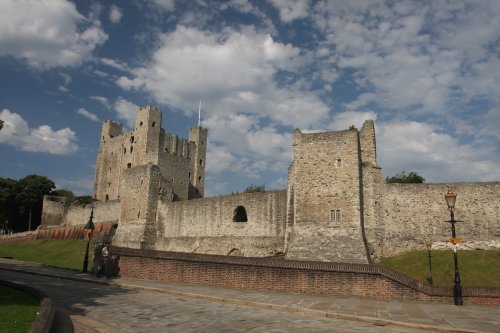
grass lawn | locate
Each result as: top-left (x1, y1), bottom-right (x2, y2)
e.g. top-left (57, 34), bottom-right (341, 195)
top-left (0, 285), bottom-right (39, 333)
top-left (379, 250), bottom-right (500, 287)
top-left (0, 239), bottom-right (94, 271)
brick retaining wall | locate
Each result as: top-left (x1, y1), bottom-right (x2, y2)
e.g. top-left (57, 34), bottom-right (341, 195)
top-left (111, 247), bottom-right (500, 306)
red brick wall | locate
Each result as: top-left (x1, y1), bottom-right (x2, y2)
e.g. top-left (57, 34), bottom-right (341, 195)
top-left (112, 247), bottom-right (500, 306)
top-left (0, 223), bottom-right (114, 243)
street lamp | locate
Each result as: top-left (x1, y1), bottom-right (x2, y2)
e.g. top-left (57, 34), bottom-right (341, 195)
top-left (82, 195), bottom-right (97, 273)
top-left (444, 187), bottom-right (463, 306)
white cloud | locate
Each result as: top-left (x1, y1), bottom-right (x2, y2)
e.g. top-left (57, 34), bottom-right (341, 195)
top-left (377, 121), bottom-right (500, 182)
top-left (0, 109), bottom-right (78, 155)
top-left (114, 97), bottom-right (139, 128)
top-left (270, 0), bottom-right (311, 22)
top-left (150, 0), bottom-right (175, 12)
top-left (58, 73), bottom-right (72, 92)
top-left (329, 111), bottom-right (377, 131)
top-left (109, 5), bottom-right (123, 24)
top-left (0, 0), bottom-right (108, 69)
top-left (76, 108), bottom-right (100, 122)
top-left (90, 96), bottom-right (111, 109)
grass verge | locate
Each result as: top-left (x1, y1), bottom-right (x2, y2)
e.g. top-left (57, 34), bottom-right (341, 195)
top-left (0, 239), bottom-right (94, 271)
top-left (0, 285), bottom-right (39, 333)
top-left (379, 250), bottom-right (500, 287)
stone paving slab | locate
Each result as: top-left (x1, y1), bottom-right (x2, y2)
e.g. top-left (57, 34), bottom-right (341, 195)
top-left (1, 258), bottom-right (499, 333)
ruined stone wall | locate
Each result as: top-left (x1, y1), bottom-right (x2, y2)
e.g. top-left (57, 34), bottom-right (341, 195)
top-left (154, 190), bottom-right (287, 257)
top-left (286, 128), bottom-right (369, 263)
top-left (379, 182), bottom-right (500, 257)
top-left (40, 195), bottom-right (121, 228)
top-left (157, 152), bottom-right (190, 201)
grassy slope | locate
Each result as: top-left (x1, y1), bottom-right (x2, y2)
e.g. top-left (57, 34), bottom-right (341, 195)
top-left (0, 285), bottom-right (39, 333)
top-left (0, 240), bottom-right (498, 287)
top-left (379, 250), bottom-right (500, 287)
top-left (0, 239), bottom-right (93, 271)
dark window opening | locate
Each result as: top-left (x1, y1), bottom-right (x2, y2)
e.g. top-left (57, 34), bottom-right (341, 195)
top-left (337, 158), bottom-right (342, 167)
top-left (123, 148), bottom-right (126, 154)
top-left (188, 172), bottom-right (191, 179)
top-left (199, 159), bottom-right (203, 166)
top-left (130, 146), bottom-right (133, 153)
top-left (130, 136), bottom-right (134, 143)
top-left (152, 121), bottom-right (156, 127)
top-left (140, 121), bottom-right (143, 126)
top-left (105, 194), bottom-right (109, 201)
top-left (233, 206), bottom-right (248, 222)
top-left (198, 176), bottom-right (201, 181)
top-left (127, 163), bottom-right (131, 168)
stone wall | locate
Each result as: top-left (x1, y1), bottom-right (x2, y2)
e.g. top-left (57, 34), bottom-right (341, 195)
top-left (112, 247), bottom-right (500, 306)
top-left (154, 190), bottom-right (288, 256)
top-left (40, 195), bottom-right (120, 229)
top-left (379, 182), bottom-right (500, 257)
top-left (287, 127), bottom-right (370, 263)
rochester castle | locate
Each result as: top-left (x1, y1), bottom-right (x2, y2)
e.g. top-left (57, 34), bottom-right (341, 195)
top-left (41, 105), bottom-right (500, 263)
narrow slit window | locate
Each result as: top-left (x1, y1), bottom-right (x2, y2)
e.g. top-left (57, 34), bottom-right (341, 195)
top-left (337, 158), bottom-right (342, 167)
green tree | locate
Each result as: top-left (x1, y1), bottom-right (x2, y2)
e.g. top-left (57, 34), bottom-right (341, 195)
top-left (52, 189), bottom-right (75, 203)
top-left (15, 175), bottom-right (55, 231)
top-left (244, 184), bottom-right (266, 193)
top-left (386, 171), bottom-right (425, 184)
top-left (0, 177), bottom-right (17, 233)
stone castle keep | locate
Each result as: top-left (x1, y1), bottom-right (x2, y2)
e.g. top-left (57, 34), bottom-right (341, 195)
top-left (41, 106), bottom-right (500, 263)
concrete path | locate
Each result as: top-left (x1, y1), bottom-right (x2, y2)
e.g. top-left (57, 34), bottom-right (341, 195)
top-left (0, 258), bottom-right (498, 333)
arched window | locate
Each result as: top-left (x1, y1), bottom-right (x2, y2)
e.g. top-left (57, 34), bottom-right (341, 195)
top-left (130, 136), bottom-right (134, 143)
top-left (105, 194), bottom-right (109, 201)
top-left (330, 209), bottom-right (341, 222)
top-left (127, 163), bottom-right (131, 168)
top-left (233, 206), bottom-right (248, 222)
top-left (152, 121), bottom-right (156, 127)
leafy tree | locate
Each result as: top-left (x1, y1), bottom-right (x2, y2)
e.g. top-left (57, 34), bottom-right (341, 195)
top-left (74, 195), bottom-right (92, 207)
top-left (0, 177), bottom-right (17, 233)
top-left (15, 175), bottom-right (55, 231)
top-left (386, 171), bottom-right (425, 184)
top-left (0, 119), bottom-right (3, 130)
top-left (244, 184), bottom-right (266, 193)
top-left (52, 189), bottom-right (75, 203)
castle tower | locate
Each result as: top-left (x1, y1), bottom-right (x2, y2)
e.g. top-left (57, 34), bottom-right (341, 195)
top-left (94, 121), bottom-right (123, 201)
top-left (286, 121), bottom-right (381, 264)
top-left (132, 105), bottom-right (162, 166)
top-left (188, 126), bottom-right (208, 198)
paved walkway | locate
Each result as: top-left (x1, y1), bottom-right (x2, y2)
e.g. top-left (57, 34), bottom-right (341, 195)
top-left (1, 258), bottom-right (499, 333)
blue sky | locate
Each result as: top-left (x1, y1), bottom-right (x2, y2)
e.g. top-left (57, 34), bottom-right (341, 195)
top-left (0, 0), bottom-right (499, 196)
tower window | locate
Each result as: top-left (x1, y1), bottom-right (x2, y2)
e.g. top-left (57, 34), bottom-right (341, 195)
top-left (233, 206), bottom-right (248, 222)
top-left (105, 194), bottom-right (109, 201)
top-left (130, 146), bottom-right (133, 153)
top-left (140, 121), bottom-right (143, 126)
top-left (330, 210), bottom-right (341, 222)
top-left (130, 136), bottom-right (134, 143)
top-left (337, 159), bottom-right (342, 167)
top-left (152, 121), bottom-right (156, 127)
top-left (127, 163), bottom-right (131, 168)
top-left (198, 176), bottom-right (201, 181)
top-left (199, 159), bottom-right (203, 166)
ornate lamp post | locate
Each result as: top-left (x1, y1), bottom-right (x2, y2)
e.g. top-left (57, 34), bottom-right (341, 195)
top-left (444, 187), bottom-right (463, 305)
top-left (82, 195), bottom-right (97, 273)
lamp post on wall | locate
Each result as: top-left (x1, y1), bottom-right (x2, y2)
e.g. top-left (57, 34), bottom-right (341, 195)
top-left (82, 195), bottom-right (97, 273)
top-left (444, 187), bottom-right (463, 306)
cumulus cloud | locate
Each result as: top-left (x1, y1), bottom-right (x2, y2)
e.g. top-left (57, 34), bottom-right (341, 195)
top-left (0, 109), bottom-right (78, 154)
top-left (76, 108), bottom-right (100, 122)
top-left (0, 0), bottom-right (108, 69)
top-left (114, 97), bottom-right (139, 128)
top-left (377, 121), bottom-right (500, 182)
top-left (109, 5), bottom-right (123, 24)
